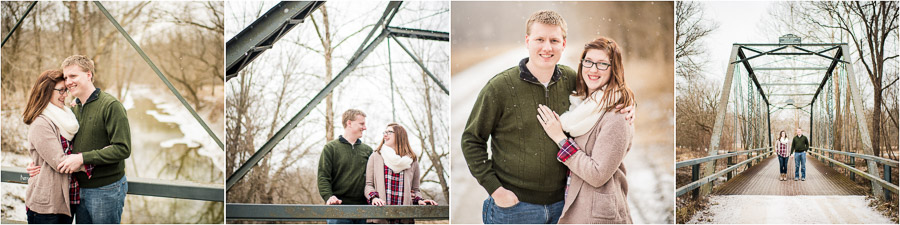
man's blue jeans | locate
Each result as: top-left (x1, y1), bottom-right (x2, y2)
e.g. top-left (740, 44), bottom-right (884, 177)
top-left (482, 197), bottom-right (564, 224)
top-left (77, 175), bottom-right (127, 224)
top-left (794, 152), bottom-right (807, 179)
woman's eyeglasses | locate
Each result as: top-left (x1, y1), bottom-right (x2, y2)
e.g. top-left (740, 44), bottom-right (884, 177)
top-left (581, 59), bottom-right (611, 71)
top-left (383, 130), bottom-right (395, 135)
top-left (53, 88), bottom-right (67, 95)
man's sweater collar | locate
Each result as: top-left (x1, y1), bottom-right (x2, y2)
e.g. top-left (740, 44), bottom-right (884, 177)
top-left (518, 57), bottom-right (562, 84)
top-left (75, 88), bottom-right (101, 106)
top-left (338, 135), bottom-right (362, 146)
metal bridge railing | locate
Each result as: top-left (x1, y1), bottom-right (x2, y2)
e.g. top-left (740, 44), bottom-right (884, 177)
top-left (676, 147), bottom-right (773, 198)
top-left (1, 166), bottom-right (223, 202)
top-left (809, 147), bottom-right (898, 201)
top-left (226, 204), bottom-right (448, 221)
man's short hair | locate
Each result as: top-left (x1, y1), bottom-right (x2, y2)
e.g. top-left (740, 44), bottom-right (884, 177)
top-left (61, 55), bottom-right (96, 80)
top-left (341, 109), bottom-right (366, 128)
top-left (526, 10), bottom-right (568, 39)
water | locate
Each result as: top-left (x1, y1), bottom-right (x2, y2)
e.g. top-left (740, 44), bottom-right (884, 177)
top-left (1, 87), bottom-right (223, 223)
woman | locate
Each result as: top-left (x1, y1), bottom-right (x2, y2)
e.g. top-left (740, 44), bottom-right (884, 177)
top-left (364, 123), bottom-right (436, 224)
top-left (775, 130), bottom-right (791, 181)
top-left (536, 36), bottom-right (635, 224)
top-left (22, 70), bottom-right (85, 223)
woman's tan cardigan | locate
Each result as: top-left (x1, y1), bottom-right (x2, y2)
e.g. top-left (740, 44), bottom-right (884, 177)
top-left (26, 115), bottom-right (73, 216)
top-left (558, 112), bottom-right (634, 224)
top-left (364, 152), bottom-right (421, 224)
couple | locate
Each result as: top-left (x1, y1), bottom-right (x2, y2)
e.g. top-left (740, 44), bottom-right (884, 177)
top-left (774, 128), bottom-right (810, 181)
top-left (462, 10), bottom-right (636, 224)
top-left (317, 109), bottom-right (437, 224)
top-left (22, 55), bottom-right (131, 224)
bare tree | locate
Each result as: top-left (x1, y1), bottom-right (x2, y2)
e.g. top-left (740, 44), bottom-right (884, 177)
top-left (294, 5), bottom-right (376, 141)
top-left (675, 1), bottom-right (718, 81)
top-left (811, 1), bottom-right (897, 158)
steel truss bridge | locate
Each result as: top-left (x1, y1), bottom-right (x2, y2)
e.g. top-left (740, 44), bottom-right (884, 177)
top-left (224, 1), bottom-right (449, 221)
top-left (676, 35), bottom-right (897, 222)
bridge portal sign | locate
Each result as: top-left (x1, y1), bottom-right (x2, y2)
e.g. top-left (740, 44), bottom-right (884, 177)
top-left (779, 34), bottom-right (801, 44)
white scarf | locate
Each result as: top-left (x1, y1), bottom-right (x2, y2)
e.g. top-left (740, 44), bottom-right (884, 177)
top-left (381, 146), bottom-right (412, 172)
top-left (40, 104), bottom-right (79, 140)
top-left (779, 137), bottom-right (790, 144)
top-left (559, 87), bottom-right (616, 137)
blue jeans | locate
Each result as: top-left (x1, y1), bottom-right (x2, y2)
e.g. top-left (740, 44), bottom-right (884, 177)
top-left (26, 206), bottom-right (74, 224)
top-left (777, 155), bottom-right (789, 174)
top-left (794, 152), bottom-right (807, 179)
top-left (77, 175), bottom-right (127, 224)
top-left (326, 219), bottom-right (366, 224)
top-left (482, 197), bottom-right (564, 224)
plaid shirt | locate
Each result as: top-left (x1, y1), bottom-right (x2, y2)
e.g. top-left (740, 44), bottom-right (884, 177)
top-left (776, 139), bottom-right (790, 157)
top-left (61, 135), bottom-right (93, 205)
top-left (384, 166), bottom-right (404, 206)
top-left (557, 138), bottom-right (580, 199)
top-left (367, 166), bottom-right (423, 205)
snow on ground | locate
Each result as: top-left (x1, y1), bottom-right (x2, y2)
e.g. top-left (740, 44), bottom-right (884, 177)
top-left (1, 146), bottom-right (31, 221)
top-left (689, 195), bottom-right (894, 224)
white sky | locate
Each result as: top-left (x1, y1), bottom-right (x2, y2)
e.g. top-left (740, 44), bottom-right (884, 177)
top-left (702, 1), bottom-right (774, 83)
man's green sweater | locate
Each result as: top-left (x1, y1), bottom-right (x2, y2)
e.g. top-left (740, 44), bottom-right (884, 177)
top-left (72, 88), bottom-right (132, 188)
top-left (461, 58), bottom-right (577, 204)
top-left (317, 135), bottom-right (373, 205)
top-left (792, 135), bottom-right (809, 153)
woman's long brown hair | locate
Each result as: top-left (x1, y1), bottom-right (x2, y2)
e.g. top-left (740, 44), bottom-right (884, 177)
top-left (23, 70), bottom-right (65, 125)
top-left (376, 123), bottom-right (417, 162)
top-left (573, 36), bottom-right (635, 111)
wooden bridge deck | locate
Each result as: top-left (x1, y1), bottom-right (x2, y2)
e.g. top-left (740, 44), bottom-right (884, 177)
top-left (713, 155), bottom-right (867, 195)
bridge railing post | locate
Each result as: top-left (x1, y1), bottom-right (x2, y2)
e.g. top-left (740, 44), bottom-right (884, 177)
top-left (849, 156), bottom-right (856, 181)
top-left (747, 152), bottom-right (753, 169)
top-left (884, 164), bottom-right (892, 201)
top-left (828, 152), bottom-right (834, 167)
top-left (727, 156), bottom-right (734, 180)
top-left (692, 164), bottom-right (700, 199)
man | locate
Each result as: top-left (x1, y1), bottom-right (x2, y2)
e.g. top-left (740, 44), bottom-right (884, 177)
top-left (791, 128), bottom-right (809, 181)
top-left (30, 55), bottom-right (132, 223)
top-left (317, 109), bottom-right (372, 224)
top-left (461, 10), bottom-right (633, 224)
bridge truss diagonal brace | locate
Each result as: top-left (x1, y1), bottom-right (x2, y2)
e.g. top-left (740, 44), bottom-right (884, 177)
top-left (226, 1), bottom-right (325, 81)
top-left (389, 33), bottom-right (449, 95)
top-left (226, 2), bottom-right (403, 191)
top-left (700, 45), bottom-right (741, 196)
top-left (840, 44), bottom-right (883, 198)
top-left (1, 1), bottom-right (37, 47)
top-left (737, 48), bottom-right (769, 105)
top-left (94, 1), bottom-right (224, 150)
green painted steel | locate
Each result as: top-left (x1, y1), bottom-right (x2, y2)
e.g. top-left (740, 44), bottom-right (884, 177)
top-left (226, 204), bottom-right (448, 220)
top-left (390, 35), bottom-right (449, 95)
top-left (1, 1), bottom-right (37, 47)
top-left (2, 166), bottom-right (223, 202)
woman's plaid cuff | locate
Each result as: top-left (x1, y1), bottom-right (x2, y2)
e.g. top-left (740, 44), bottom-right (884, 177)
top-left (557, 138), bottom-right (579, 162)
top-left (367, 192), bottom-right (379, 204)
